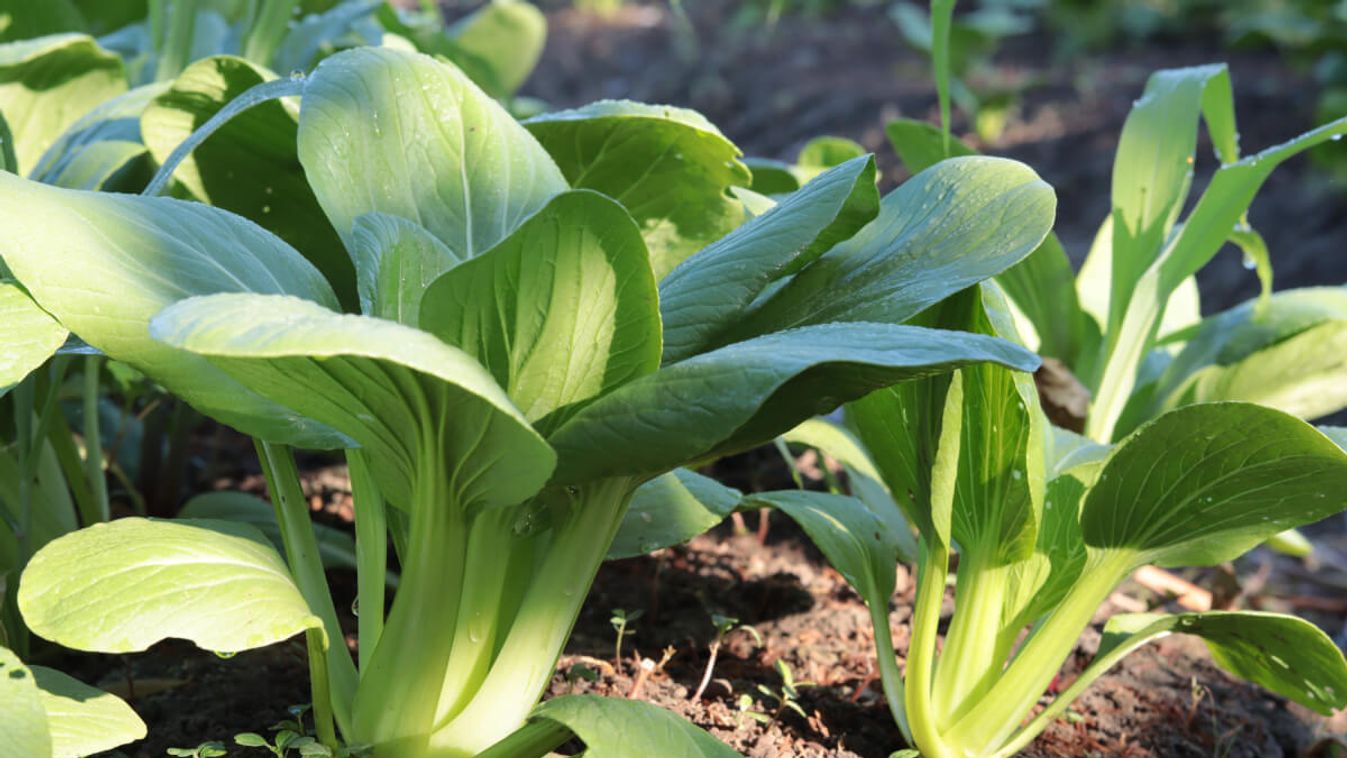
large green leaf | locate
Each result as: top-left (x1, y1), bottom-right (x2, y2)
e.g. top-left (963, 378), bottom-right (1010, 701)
top-left (752, 490), bottom-right (899, 607)
top-left (29, 83), bottom-right (164, 190)
top-left (523, 101), bottom-right (752, 279)
top-left (420, 190), bottom-right (661, 435)
top-left (1098, 611), bottom-right (1347, 715)
top-left (0, 172), bottom-right (347, 448)
top-left (607, 468), bottom-right (741, 560)
top-left (0, 646), bottom-right (49, 758)
top-left (546, 321), bottom-right (1038, 484)
top-left (0, 34), bottom-right (125, 176)
top-left (1151, 287), bottom-right (1347, 420)
top-left (350, 212), bottom-right (460, 325)
top-left (714, 157), bottom-right (1055, 341)
top-left (0, 282), bottom-right (68, 395)
top-left (530, 695), bottom-right (741, 757)
top-left (659, 155), bottom-right (879, 364)
top-left (143, 55), bottom-right (356, 308)
top-left (440, 0), bottom-right (545, 99)
top-left (19, 518), bottom-right (324, 653)
top-left (1107, 64), bottom-right (1236, 329)
top-left (297, 47), bottom-right (566, 258)
top-left (31, 665), bottom-right (146, 758)
top-left (884, 117), bottom-right (1090, 364)
top-left (150, 293), bottom-right (555, 510)
top-left (1080, 403), bottom-right (1347, 567)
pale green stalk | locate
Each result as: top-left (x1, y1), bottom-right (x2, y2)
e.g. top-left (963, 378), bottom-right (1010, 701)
top-left (346, 449), bottom-right (385, 673)
top-left (905, 540), bottom-right (952, 758)
top-left (243, 0), bottom-right (303, 67)
top-left (255, 441), bottom-right (358, 737)
top-left (867, 601), bottom-right (913, 745)
top-left (154, 0), bottom-right (198, 82)
top-left (930, 553), bottom-right (1011, 727)
top-left (942, 549), bottom-right (1135, 756)
top-left (82, 356), bottom-right (109, 523)
top-left (430, 478), bottom-right (636, 757)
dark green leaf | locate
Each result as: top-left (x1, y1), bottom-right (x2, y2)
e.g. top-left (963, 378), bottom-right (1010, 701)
top-left (531, 695), bottom-right (741, 757)
top-left (608, 469), bottom-right (741, 560)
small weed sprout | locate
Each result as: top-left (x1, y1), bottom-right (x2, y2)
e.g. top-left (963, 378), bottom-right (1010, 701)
top-left (740, 660), bottom-right (811, 727)
top-left (691, 613), bottom-right (762, 701)
top-left (166, 743), bottom-right (227, 758)
top-left (609, 608), bottom-right (644, 670)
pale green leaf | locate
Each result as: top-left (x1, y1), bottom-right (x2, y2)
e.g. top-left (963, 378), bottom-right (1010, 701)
top-left (0, 172), bottom-right (347, 448)
top-left (28, 82), bottom-right (165, 189)
top-left (150, 293), bottom-right (555, 510)
top-left (31, 665), bottom-right (146, 758)
top-left (143, 55), bottom-right (356, 308)
top-left (531, 695), bottom-right (741, 757)
top-left (350, 212), bottom-right (460, 325)
top-left (441, 0), bottom-right (546, 99)
top-left (607, 469), bottom-right (741, 560)
top-left (0, 34), bottom-right (125, 175)
top-left (0, 646), bottom-right (49, 758)
top-left (1108, 64), bottom-right (1235, 329)
top-left (0, 282), bottom-right (67, 395)
top-left (547, 321), bottom-right (1037, 484)
top-left (794, 136), bottom-right (865, 184)
top-left (752, 490), bottom-right (899, 607)
top-left (1152, 287), bottom-right (1347, 420)
top-left (1080, 403), bottom-right (1347, 567)
top-left (297, 47), bottom-right (566, 259)
top-left (523, 100), bottom-right (751, 279)
top-left (659, 155), bottom-right (879, 364)
top-left (717, 156), bottom-right (1055, 340)
top-left (19, 518), bottom-right (324, 653)
top-left (420, 190), bottom-right (660, 435)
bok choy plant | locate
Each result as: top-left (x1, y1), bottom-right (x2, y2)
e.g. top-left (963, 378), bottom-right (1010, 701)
top-left (764, 282), bottom-right (1347, 758)
top-left (0, 643), bottom-right (146, 757)
top-left (887, 59), bottom-right (1347, 444)
top-left (1, 47), bottom-right (1055, 756)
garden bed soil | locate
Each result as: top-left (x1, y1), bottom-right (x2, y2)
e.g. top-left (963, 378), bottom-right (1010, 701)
top-left (54, 2), bottom-right (1347, 755)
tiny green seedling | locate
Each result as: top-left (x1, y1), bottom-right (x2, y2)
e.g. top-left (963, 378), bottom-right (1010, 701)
top-left (743, 660), bottom-right (811, 727)
top-left (610, 608), bottom-right (644, 670)
top-left (167, 743), bottom-right (228, 758)
top-left (691, 613), bottom-right (763, 702)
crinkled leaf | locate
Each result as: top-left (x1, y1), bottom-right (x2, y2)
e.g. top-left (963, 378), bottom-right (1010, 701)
top-left (717, 156), bottom-right (1055, 340)
top-left (659, 155), bottom-right (879, 364)
top-left (523, 100), bottom-right (751, 279)
top-left (150, 293), bottom-right (555, 510)
top-left (1099, 611), bottom-right (1347, 715)
top-left (608, 469), bottom-right (741, 560)
top-left (179, 491), bottom-right (359, 573)
top-left (19, 518), bottom-right (324, 653)
top-left (0, 34), bottom-right (125, 175)
top-left (0, 172), bottom-right (346, 448)
top-left (440, 0), bottom-right (546, 99)
top-left (298, 47), bottom-right (566, 259)
top-left (350, 212), bottom-right (460, 325)
top-left (143, 55), bottom-right (356, 309)
top-left (0, 281), bottom-right (67, 396)
top-left (547, 321), bottom-right (1037, 484)
top-left (752, 490), bottom-right (899, 607)
top-left (1152, 287), bottom-right (1347, 420)
top-left (531, 695), bottom-right (741, 757)
top-left (1081, 403), bottom-right (1347, 567)
top-left (420, 190), bottom-right (660, 435)
top-left (31, 665), bottom-right (146, 758)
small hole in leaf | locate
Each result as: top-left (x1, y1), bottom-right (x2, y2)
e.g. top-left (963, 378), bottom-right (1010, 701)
top-left (9, 669), bottom-right (25, 679)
